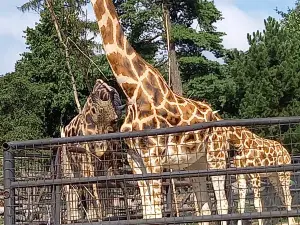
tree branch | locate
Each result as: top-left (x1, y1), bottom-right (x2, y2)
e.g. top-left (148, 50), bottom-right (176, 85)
top-left (162, 1), bottom-right (183, 95)
top-left (45, 0), bottom-right (82, 113)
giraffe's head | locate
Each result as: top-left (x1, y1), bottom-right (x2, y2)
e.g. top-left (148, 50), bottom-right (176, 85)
top-left (88, 89), bottom-right (119, 133)
top-left (92, 79), bottom-right (126, 119)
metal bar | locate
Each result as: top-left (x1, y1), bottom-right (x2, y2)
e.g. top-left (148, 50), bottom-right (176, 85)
top-left (3, 148), bottom-right (15, 225)
top-left (10, 179), bottom-right (186, 189)
top-left (50, 150), bottom-right (56, 225)
top-left (10, 163), bottom-right (300, 188)
top-left (4, 116), bottom-right (300, 149)
top-left (54, 148), bottom-right (62, 224)
top-left (66, 210), bottom-right (300, 225)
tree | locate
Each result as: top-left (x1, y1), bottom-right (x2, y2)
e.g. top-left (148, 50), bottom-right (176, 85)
top-left (225, 12), bottom-right (300, 151)
top-left (162, 0), bottom-right (182, 95)
top-left (0, 0), bottom-right (113, 145)
top-left (227, 17), bottom-right (300, 119)
top-left (0, 72), bottom-right (47, 144)
top-left (115, 0), bottom-right (228, 110)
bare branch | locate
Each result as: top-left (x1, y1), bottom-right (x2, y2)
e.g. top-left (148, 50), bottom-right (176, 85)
top-left (45, 0), bottom-right (82, 113)
top-left (162, 1), bottom-right (183, 96)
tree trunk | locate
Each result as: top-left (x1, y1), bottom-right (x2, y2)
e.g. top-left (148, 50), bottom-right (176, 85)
top-left (162, 1), bottom-right (183, 96)
top-left (162, 1), bottom-right (182, 217)
top-left (45, 0), bottom-right (82, 113)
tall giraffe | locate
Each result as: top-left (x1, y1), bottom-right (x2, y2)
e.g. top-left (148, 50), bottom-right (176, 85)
top-left (210, 112), bottom-right (295, 225)
top-left (91, 0), bottom-right (229, 223)
top-left (62, 78), bottom-right (125, 221)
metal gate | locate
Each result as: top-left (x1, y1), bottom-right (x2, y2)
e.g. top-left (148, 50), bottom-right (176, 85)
top-left (3, 117), bottom-right (300, 224)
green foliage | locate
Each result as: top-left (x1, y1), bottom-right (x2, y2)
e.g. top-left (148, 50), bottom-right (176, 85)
top-left (0, 73), bottom-right (46, 144)
top-left (115, 0), bottom-right (163, 64)
top-left (227, 16), bottom-right (300, 118)
top-left (0, 0), bottom-right (113, 145)
top-left (225, 12), bottom-right (300, 152)
top-left (167, 0), bottom-right (228, 111)
top-left (2, 0), bottom-right (300, 155)
top-left (115, 0), bottom-right (227, 110)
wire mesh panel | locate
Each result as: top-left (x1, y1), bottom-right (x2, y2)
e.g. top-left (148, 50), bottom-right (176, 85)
top-left (3, 117), bottom-right (300, 225)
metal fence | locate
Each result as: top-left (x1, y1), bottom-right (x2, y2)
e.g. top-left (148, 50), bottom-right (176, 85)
top-left (3, 116), bottom-right (300, 225)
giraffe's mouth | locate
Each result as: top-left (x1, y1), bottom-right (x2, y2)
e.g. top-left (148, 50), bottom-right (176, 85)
top-left (107, 125), bottom-right (116, 133)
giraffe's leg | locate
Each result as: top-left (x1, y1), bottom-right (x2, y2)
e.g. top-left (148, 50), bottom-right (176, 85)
top-left (65, 153), bottom-right (81, 222)
top-left (84, 152), bottom-right (102, 220)
top-left (127, 153), bottom-right (163, 220)
top-left (187, 157), bottom-right (212, 225)
top-left (250, 174), bottom-right (263, 225)
top-left (269, 172), bottom-right (296, 225)
top-left (211, 175), bottom-right (228, 225)
top-left (190, 176), bottom-right (212, 225)
top-left (206, 133), bottom-right (229, 225)
top-left (236, 173), bottom-right (247, 225)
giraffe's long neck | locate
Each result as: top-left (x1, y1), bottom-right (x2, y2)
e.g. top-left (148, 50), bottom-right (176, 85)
top-left (64, 114), bottom-right (84, 137)
top-left (91, 0), bottom-right (173, 103)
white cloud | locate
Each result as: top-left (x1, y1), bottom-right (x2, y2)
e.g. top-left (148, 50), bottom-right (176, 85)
top-left (0, 11), bottom-right (39, 74)
top-left (0, 0), bottom-right (290, 74)
top-left (214, 0), bottom-right (267, 51)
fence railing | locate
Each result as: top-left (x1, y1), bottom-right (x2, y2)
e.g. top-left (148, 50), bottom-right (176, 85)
top-left (3, 116), bottom-right (300, 224)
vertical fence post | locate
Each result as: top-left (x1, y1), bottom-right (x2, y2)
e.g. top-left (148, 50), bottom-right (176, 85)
top-left (3, 144), bottom-right (15, 225)
top-left (51, 147), bottom-right (62, 224)
top-left (55, 147), bottom-right (62, 224)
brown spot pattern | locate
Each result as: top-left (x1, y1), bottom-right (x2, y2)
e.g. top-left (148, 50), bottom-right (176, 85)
top-left (104, 0), bottom-right (117, 19)
top-left (181, 104), bottom-right (195, 120)
top-left (142, 118), bottom-right (158, 130)
top-left (107, 53), bottom-right (137, 81)
top-left (126, 40), bottom-right (134, 55)
top-left (184, 133), bottom-right (196, 142)
top-left (115, 23), bottom-right (124, 48)
top-left (121, 83), bottom-right (137, 98)
top-left (132, 56), bottom-right (146, 76)
top-left (139, 109), bottom-right (153, 120)
top-left (156, 117), bottom-right (170, 128)
top-left (93, 0), bottom-right (106, 21)
top-left (156, 108), bottom-right (168, 117)
top-left (176, 96), bottom-right (185, 104)
top-left (166, 115), bottom-right (181, 126)
top-left (101, 18), bottom-right (114, 45)
top-left (136, 88), bottom-right (152, 112)
top-left (164, 102), bottom-right (179, 115)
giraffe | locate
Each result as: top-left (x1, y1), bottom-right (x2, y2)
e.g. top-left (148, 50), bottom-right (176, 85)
top-left (209, 112), bottom-right (295, 225)
top-left (90, 1), bottom-right (230, 224)
top-left (61, 78), bottom-right (125, 222)
top-left (90, 3), bottom-right (297, 224)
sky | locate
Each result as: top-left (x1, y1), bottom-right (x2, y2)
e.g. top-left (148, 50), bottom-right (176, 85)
top-left (0, 0), bottom-right (296, 75)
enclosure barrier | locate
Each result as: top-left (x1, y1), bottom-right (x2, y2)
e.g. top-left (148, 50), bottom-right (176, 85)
top-left (3, 116), bottom-right (300, 224)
